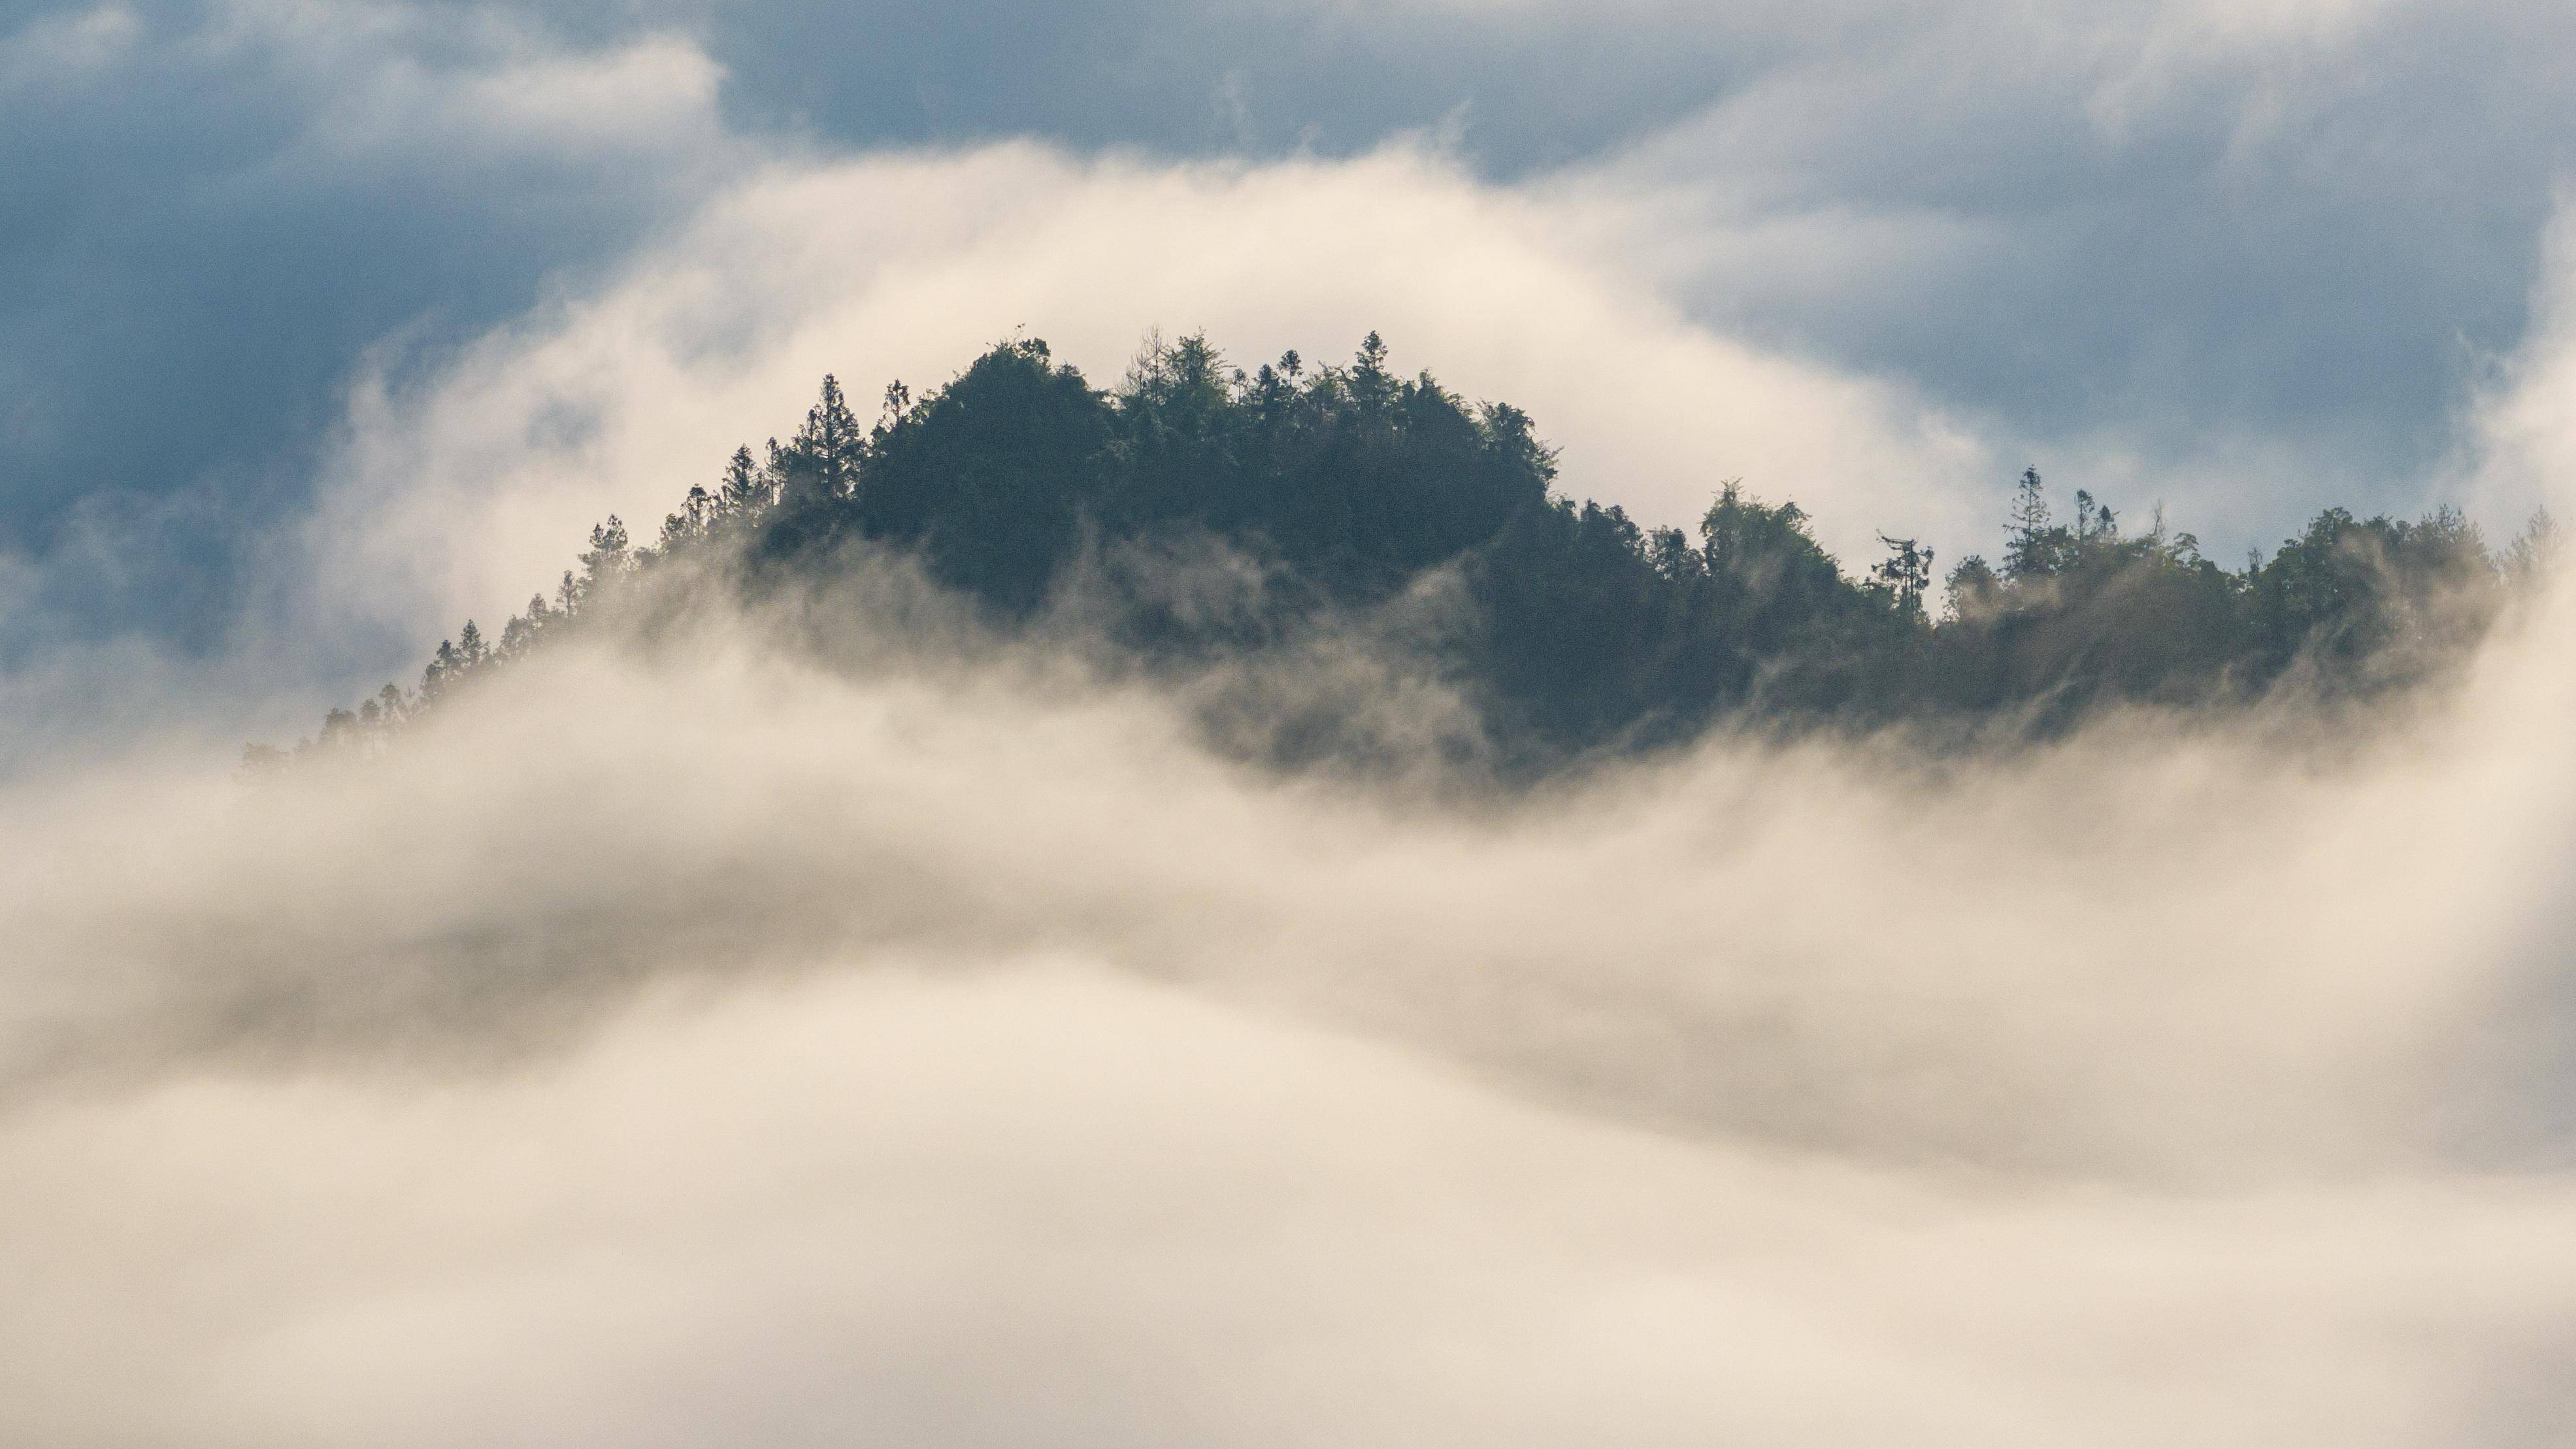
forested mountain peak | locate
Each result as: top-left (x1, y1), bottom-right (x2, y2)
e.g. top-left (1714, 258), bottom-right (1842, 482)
top-left (265, 333), bottom-right (2560, 775)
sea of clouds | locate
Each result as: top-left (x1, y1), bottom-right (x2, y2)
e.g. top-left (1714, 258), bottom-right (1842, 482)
top-left (5, 537), bottom-right (2574, 1444)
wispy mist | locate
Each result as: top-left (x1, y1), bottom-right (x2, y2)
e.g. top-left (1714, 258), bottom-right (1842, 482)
top-left (6, 552), bottom-right (2573, 1444)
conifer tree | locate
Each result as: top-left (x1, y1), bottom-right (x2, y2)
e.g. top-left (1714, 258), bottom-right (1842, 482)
top-left (1348, 331), bottom-right (1395, 411)
top-left (499, 595), bottom-right (549, 658)
top-left (421, 639), bottom-right (459, 702)
top-left (790, 375), bottom-right (865, 501)
top-left (2004, 467), bottom-right (2056, 580)
top-left (660, 484), bottom-right (716, 549)
top-left (269, 330), bottom-right (2547, 771)
top-left (717, 446), bottom-right (765, 514)
top-left (2510, 505), bottom-right (2560, 580)
top-left (577, 516), bottom-right (631, 601)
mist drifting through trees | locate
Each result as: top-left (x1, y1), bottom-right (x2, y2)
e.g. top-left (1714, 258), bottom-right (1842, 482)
top-left (9, 335), bottom-right (2575, 1446)
top-left (274, 333), bottom-right (2561, 778)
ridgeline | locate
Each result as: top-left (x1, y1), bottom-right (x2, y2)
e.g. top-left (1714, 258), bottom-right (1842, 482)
top-left (268, 333), bottom-right (2560, 774)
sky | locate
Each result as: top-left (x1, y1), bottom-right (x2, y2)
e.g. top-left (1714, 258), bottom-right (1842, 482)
top-left (8, 7), bottom-right (2576, 1442)
top-left (7, 0), bottom-right (2576, 754)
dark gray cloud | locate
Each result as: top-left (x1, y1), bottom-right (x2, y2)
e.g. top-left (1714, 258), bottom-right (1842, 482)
top-left (676, 0), bottom-right (1754, 169)
top-left (649, 0), bottom-right (2576, 537)
top-left (1600, 3), bottom-right (2576, 536)
top-left (0, 0), bottom-right (731, 655)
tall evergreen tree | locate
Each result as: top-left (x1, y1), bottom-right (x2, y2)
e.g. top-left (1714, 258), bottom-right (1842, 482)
top-left (576, 516), bottom-right (631, 601)
top-left (1347, 331), bottom-right (1396, 412)
top-left (787, 374), bottom-right (865, 503)
top-left (717, 445), bottom-right (766, 514)
top-left (2004, 467), bottom-right (2056, 580)
top-left (660, 484), bottom-right (716, 550)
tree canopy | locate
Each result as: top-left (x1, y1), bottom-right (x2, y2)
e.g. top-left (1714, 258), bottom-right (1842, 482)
top-left (266, 333), bottom-right (2560, 775)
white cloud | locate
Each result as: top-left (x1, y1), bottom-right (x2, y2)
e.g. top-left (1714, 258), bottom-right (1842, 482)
top-left (4, 563), bottom-right (2574, 1442)
top-left (303, 142), bottom-right (2002, 653)
top-left (0, 3), bottom-right (140, 92)
top-left (2460, 192), bottom-right (2576, 526)
top-left (182, 0), bottom-right (738, 169)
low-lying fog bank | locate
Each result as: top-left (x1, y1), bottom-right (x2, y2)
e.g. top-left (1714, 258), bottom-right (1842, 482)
top-left (4, 572), bottom-right (2573, 1446)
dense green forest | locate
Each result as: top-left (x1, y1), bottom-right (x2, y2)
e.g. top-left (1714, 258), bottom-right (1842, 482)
top-left (269, 333), bottom-right (2560, 773)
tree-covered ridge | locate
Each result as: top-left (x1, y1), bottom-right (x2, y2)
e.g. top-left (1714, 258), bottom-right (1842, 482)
top-left (269, 333), bottom-right (2560, 771)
